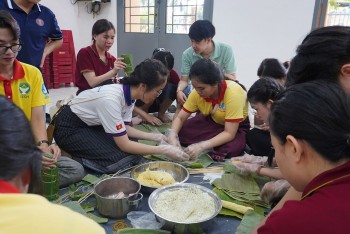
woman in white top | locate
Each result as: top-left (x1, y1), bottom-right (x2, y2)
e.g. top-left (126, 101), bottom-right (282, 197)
top-left (53, 59), bottom-right (189, 173)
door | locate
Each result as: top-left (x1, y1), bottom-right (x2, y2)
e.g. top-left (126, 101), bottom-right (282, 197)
top-left (117, 0), bottom-right (213, 74)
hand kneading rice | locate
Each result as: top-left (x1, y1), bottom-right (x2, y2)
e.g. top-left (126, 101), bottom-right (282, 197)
top-left (154, 187), bottom-right (216, 223)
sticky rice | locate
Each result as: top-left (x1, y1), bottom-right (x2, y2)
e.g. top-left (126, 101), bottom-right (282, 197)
top-left (136, 168), bottom-right (176, 187)
top-left (154, 187), bottom-right (216, 223)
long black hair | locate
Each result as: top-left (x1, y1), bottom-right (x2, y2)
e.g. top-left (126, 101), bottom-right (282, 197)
top-left (287, 26), bottom-right (350, 87)
top-left (270, 80), bottom-right (350, 162)
top-left (119, 58), bottom-right (168, 91)
top-left (0, 96), bottom-right (42, 193)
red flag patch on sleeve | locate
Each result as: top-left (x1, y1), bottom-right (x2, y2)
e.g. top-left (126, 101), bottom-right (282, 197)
top-left (116, 123), bottom-right (123, 130)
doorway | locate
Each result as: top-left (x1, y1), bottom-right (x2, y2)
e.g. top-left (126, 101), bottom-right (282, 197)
top-left (117, 0), bottom-right (213, 73)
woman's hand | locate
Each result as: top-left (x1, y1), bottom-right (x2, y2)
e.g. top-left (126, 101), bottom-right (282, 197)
top-left (113, 58), bottom-right (127, 74)
top-left (232, 154), bottom-right (268, 165)
top-left (38, 144), bottom-right (61, 169)
top-left (260, 180), bottom-right (291, 204)
top-left (184, 141), bottom-right (210, 161)
top-left (166, 129), bottom-right (182, 148)
top-left (176, 90), bottom-right (187, 105)
top-left (158, 145), bottom-right (189, 161)
top-left (143, 113), bottom-right (163, 126)
top-left (232, 162), bottom-right (261, 175)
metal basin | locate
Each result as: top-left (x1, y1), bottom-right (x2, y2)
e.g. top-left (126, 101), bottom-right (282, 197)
top-left (130, 161), bottom-right (189, 194)
top-left (148, 183), bottom-right (222, 230)
top-left (94, 177), bottom-right (143, 218)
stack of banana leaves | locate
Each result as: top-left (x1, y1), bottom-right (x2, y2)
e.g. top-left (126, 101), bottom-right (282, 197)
top-left (134, 123), bottom-right (214, 168)
top-left (212, 165), bottom-right (270, 219)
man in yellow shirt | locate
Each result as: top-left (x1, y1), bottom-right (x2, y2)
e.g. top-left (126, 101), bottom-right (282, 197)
top-left (0, 10), bottom-right (83, 187)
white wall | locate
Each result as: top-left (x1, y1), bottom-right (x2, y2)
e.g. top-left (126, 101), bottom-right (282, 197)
top-left (41, 0), bottom-right (315, 88)
top-left (41, 0), bottom-right (117, 56)
top-left (213, 0), bottom-right (315, 88)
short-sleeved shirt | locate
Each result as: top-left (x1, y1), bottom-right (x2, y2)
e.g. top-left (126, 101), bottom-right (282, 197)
top-left (75, 44), bottom-right (117, 93)
top-left (168, 69), bottom-right (180, 86)
top-left (183, 80), bottom-right (248, 125)
top-left (0, 0), bottom-right (62, 69)
top-left (0, 60), bottom-right (50, 120)
top-left (181, 41), bottom-right (237, 77)
top-left (258, 161), bottom-right (350, 234)
top-left (70, 84), bottom-right (134, 136)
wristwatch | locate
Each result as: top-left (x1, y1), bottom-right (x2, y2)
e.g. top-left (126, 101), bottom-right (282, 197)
top-left (37, 140), bottom-right (50, 146)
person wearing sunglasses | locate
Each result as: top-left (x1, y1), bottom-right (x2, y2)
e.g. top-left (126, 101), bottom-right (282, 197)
top-left (0, 10), bottom-right (84, 187)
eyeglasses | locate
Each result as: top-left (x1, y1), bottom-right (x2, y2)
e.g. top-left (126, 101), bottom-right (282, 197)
top-left (0, 44), bottom-right (22, 54)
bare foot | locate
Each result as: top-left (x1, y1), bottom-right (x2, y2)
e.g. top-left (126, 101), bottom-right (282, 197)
top-left (132, 115), bottom-right (143, 125)
top-left (158, 113), bottom-right (172, 123)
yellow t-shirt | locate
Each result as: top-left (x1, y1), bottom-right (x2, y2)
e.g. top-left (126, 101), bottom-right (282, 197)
top-left (0, 194), bottom-right (105, 234)
top-left (183, 80), bottom-right (248, 125)
top-left (0, 60), bottom-right (50, 120)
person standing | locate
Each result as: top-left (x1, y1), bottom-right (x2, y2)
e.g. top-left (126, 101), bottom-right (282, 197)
top-left (175, 20), bottom-right (237, 117)
top-left (0, 0), bottom-right (63, 70)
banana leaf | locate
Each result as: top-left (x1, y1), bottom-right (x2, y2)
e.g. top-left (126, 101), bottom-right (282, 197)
top-left (144, 153), bottom-right (213, 168)
top-left (224, 164), bottom-right (272, 190)
top-left (138, 139), bottom-right (158, 146)
top-left (82, 174), bottom-right (101, 184)
top-left (133, 123), bottom-right (171, 134)
top-left (86, 213), bottom-right (108, 224)
top-left (213, 188), bottom-right (243, 219)
top-left (213, 173), bottom-right (260, 194)
top-left (62, 201), bottom-right (87, 215)
top-left (235, 210), bottom-right (265, 234)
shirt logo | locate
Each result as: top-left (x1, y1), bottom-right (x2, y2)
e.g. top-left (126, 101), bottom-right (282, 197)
top-left (36, 18), bottom-right (44, 26)
top-left (19, 82), bottom-right (31, 94)
top-left (42, 84), bottom-right (48, 94)
top-left (219, 103), bottom-right (225, 110)
top-left (116, 123), bottom-right (123, 130)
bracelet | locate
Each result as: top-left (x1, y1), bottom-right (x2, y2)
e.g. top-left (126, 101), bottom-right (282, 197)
top-left (37, 140), bottom-right (50, 146)
top-left (256, 165), bottom-right (264, 176)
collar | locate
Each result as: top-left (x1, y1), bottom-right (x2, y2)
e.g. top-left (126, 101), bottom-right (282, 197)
top-left (204, 80), bottom-right (227, 104)
top-left (90, 43), bottom-right (112, 60)
top-left (7, 0), bottom-right (41, 12)
top-left (0, 180), bottom-right (21, 193)
top-left (302, 161), bottom-right (350, 199)
top-left (122, 84), bottom-right (133, 106)
top-left (0, 59), bottom-right (25, 81)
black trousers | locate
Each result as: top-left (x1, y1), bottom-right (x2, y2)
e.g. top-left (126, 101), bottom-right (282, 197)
top-left (246, 128), bottom-right (272, 156)
top-left (53, 106), bottom-right (142, 174)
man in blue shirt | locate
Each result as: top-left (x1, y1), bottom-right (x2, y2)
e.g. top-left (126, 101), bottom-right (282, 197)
top-left (0, 0), bottom-right (63, 70)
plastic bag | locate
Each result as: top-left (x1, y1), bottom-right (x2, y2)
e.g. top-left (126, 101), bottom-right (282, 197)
top-left (127, 211), bottom-right (164, 229)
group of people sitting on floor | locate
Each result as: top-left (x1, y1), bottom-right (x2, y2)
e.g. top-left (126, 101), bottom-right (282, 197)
top-left (1, 8), bottom-right (350, 233)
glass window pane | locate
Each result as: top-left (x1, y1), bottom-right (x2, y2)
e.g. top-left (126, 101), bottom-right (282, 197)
top-left (196, 6), bottom-right (204, 19)
top-left (149, 0), bottom-right (155, 6)
top-left (172, 24), bottom-right (189, 34)
top-left (125, 8), bottom-right (130, 23)
top-left (125, 0), bottom-right (130, 7)
top-left (125, 24), bottom-right (130, 32)
top-left (167, 7), bottom-right (173, 24)
top-left (166, 25), bottom-right (173, 33)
